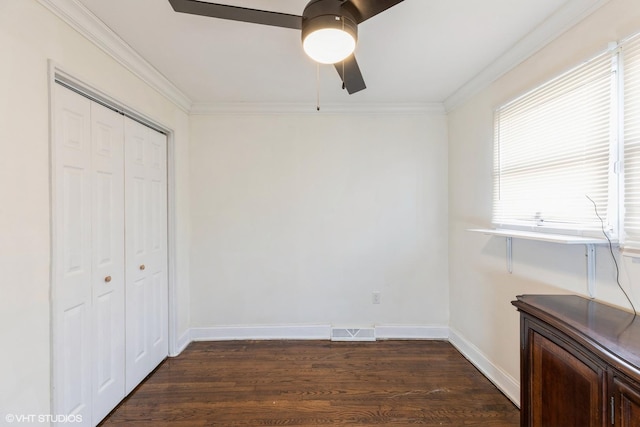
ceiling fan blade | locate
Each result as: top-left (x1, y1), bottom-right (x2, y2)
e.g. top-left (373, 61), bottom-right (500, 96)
top-left (344, 0), bottom-right (404, 24)
top-left (335, 54), bottom-right (366, 95)
top-left (168, 0), bottom-right (302, 30)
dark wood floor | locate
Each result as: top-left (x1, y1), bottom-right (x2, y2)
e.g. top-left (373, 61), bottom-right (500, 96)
top-left (100, 340), bottom-right (519, 426)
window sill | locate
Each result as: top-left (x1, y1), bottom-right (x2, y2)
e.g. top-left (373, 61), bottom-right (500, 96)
top-left (467, 228), bottom-right (614, 298)
top-left (467, 228), bottom-right (613, 245)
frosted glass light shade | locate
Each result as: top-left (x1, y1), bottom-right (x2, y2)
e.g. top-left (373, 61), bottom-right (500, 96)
top-left (303, 28), bottom-right (356, 64)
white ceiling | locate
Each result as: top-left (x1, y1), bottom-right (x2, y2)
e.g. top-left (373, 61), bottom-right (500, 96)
top-left (72, 0), bottom-right (601, 108)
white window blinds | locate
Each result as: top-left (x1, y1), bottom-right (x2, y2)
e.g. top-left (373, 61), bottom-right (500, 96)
top-left (493, 51), bottom-right (616, 233)
top-left (623, 35), bottom-right (640, 249)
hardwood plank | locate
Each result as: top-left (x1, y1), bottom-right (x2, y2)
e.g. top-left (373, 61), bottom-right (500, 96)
top-left (99, 340), bottom-right (519, 426)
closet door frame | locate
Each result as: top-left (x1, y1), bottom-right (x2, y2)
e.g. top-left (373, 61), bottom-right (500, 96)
top-left (49, 65), bottom-right (180, 418)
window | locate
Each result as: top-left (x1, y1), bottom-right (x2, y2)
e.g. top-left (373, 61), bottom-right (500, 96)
top-left (493, 32), bottom-right (640, 248)
top-left (623, 34), bottom-right (640, 249)
top-left (493, 50), bottom-right (618, 237)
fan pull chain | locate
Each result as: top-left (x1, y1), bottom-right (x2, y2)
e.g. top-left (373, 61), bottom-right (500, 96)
top-left (316, 62), bottom-right (320, 111)
top-left (341, 17), bottom-right (346, 90)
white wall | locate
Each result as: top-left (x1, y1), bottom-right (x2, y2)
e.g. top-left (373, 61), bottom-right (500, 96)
top-left (448, 0), bottom-right (640, 405)
top-left (0, 0), bottom-right (190, 420)
top-left (189, 112), bottom-right (449, 329)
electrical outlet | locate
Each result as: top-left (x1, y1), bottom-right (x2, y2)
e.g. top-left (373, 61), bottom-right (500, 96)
top-left (372, 291), bottom-right (381, 304)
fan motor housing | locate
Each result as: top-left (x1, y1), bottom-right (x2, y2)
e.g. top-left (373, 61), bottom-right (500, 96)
top-left (301, 0), bottom-right (358, 45)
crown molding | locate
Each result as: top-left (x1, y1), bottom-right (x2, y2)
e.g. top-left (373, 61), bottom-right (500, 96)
top-left (443, 0), bottom-right (611, 113)
top-left (190, 102), bottom-right (446, 116)
top-left (37, 0), bottom-right (192, 113)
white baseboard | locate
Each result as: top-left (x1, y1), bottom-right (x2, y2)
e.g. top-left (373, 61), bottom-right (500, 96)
top-left (448, 327), bottom-right (520, 407)
top-left (185, 324), bottom-right (450, 343)
top-left (171, 328), bottom-right (192, 356)
top-left (375, 325), bottom-right (449, 340)
top-left (189, 324), bottom-right (332, 341)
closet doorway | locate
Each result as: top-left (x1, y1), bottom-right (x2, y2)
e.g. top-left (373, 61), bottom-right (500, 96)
top-left (51, 82), bottom-right (168, 426)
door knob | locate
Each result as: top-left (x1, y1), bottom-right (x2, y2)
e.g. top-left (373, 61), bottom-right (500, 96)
top-left (104, 276), bottom-right (112, 283)
top-left (139, 264), bottom-right (146, 271)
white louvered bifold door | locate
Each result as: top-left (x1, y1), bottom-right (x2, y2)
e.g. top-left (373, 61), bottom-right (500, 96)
top-left (53, 84), bottom-right (94, 427)
top-left (53, 85), bottom-right (127, 426)
top-left (89, 101), bottom-right (126, 424)
top-left (124, 118), bottom-right (168, 393)
top-left (53, 84), bottom-right (167, 426)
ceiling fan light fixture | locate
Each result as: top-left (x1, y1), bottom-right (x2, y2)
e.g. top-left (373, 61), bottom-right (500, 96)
top-left (167, 0), bottom-right (410, 94)
top-left (302, 15), bottom-right (357, 64)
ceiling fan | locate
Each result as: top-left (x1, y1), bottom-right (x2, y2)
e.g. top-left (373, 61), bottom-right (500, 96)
top-left (167, 0), bottom-right (405, 94)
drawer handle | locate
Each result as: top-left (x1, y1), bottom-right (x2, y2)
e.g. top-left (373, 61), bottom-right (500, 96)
top-left (104, 276), bottom-right (112, 283)
top-left (139, 264), bottom-right (146, 271)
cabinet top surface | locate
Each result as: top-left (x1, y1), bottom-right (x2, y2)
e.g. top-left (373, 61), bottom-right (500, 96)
top-left (513, 295), bottom-right (640, 371)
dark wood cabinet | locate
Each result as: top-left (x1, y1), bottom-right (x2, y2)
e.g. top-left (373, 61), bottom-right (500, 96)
top-left (612, 375), bottom-right (640, 426)
top-left (513, 295), bottom-right (640, 427)
top-left (529, 328), bottom-right (605, 426)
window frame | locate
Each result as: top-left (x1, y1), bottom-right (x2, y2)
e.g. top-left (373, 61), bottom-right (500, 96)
top-left (492, 46), bottom-right (621, 240)
top-left (620, 32), bottom-right (640, 251)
